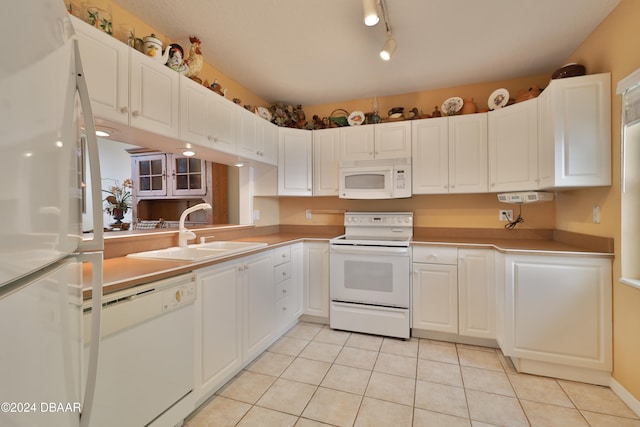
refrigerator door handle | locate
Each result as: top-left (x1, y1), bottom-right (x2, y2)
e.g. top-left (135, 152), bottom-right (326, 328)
top-left (78, 251), bottom-right (103, 427)
top-left (73, 39), bottom-right (104, 252)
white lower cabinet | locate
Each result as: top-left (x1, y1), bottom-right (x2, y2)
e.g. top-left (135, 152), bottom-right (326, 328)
top-left (500, 254), bottom-right (612, 384)
top-left (412, 246), bottom-right (459, 333)
top-left (194, 244), bottom-right (303, 404)
top-left (273, 243), bottom-right (303, 330)
top-left (458, 249), bottom-right (495, 339)
top-left (194, 259), bottom-right (243, 402)
top-left (303, 241), bottom-right (330, 319)
top-left (244, 252), bottom-right (277, 360)
top-left (412, 246), bottom-right (495, 340)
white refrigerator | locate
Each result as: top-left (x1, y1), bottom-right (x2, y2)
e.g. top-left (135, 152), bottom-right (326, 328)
top-left (0, 1), bottom-right (104, 426)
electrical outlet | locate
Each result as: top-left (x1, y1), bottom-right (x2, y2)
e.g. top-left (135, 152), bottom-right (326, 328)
top-left (499, 209), bottom-right (513, 222)
top-left (305, 209), bottom-right (312, 220)
top-left (253, 209), bottom-right (260, 221)
top-left (593, 205), bottom-right (600, 224)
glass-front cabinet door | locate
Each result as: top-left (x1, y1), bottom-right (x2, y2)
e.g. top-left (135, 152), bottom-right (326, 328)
top-left (133, 153), bottom-right (167, 197)
top-left (171, 156), bottom-right (207, 196)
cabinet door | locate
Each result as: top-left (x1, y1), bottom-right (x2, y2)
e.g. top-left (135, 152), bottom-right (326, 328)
top-left (207, 93), bottom-right (237, 155)
top-left (179, 77), bottom-right (209, 146)
top-left (169, 155), bottom-right (207, 196)
top-left (236, 107), bottom-right (259, 161)
top-left (257, 119), bottom-right (278, 166)
top-left (129, 51), bottom-right (180, 138)
top-left (132, 154), bottom-right (167, 197)
top-left (73, 16), bottom-right (129, 125)
top-left (278, 128), bottom-right (312, 196)
top-left (538, 73), bottom-right (611, 189)
top-left (488, 100), bottom-right (538, 192)
top-left (303, 242), bottom-right (330, 318)
top-left (244, 253), bottom-right (276, 360)
top-left (504, 255), bottom-right (612, 371)
top-left (412, 117), bottom-right (449, 194)
top-left (412, 263), bottom-right (458, 333)
top-left (375, 121), bottom-right (411, 159)
top-left (313, 128), bottom-right (341, 196)
top-left (340, 125), bottom-right (375, 161)
top-left (448, 114), bottom-right (488, 193)
top-left (195, 261), bottom-right (242, 400)
top-left (458, 249), bottom-right (495, 339)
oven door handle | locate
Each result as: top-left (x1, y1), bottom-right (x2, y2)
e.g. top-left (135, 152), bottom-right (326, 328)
top-left (330, 245), bottom-right (409, 256)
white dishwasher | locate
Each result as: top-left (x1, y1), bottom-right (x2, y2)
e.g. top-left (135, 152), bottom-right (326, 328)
top-left (84, 273), bottom-right (196, 427)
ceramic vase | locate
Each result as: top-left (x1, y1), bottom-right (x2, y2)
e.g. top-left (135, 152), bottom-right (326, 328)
top-left (461, 98), bottom-right (477, 114)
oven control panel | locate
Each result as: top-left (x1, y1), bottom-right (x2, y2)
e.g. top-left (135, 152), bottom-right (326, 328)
top-left (344, 212), bottom-right (413, 227)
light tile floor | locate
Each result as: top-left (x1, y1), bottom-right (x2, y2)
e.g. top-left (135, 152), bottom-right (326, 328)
top-left (185, 322), bottom-right (639, 427)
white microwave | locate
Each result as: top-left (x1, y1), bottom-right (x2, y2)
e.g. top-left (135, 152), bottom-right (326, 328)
top-left (338, 159), bottom-right (412, 199)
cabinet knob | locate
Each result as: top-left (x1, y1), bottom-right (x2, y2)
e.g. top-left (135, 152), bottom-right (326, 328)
top-left (282, 289), bottom-right (287, 294)
top-left (132, 110), bottom-right (141, 118)
top-left (120, 106), bottom-right (129, 114)
top-left (282, 306), bottom-right (287, 311)
top-left (175, 290), bottom-right (182, 302)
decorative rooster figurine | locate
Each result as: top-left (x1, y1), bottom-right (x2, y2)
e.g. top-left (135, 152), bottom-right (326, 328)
top-left (184, 36), bottom-right (203, 80)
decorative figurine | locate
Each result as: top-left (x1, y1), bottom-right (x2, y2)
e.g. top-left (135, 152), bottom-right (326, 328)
top-left (185, 36), bottom-right (203, 80)
top-left (165, 43), bottom-right (189, 75)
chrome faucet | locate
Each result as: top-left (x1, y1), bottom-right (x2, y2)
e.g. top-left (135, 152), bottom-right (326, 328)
top-left (178, 203), bottom-right (212, 247)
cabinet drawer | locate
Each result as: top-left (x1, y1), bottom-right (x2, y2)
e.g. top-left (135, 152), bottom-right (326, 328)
top-left (274, 262), bottom-right (291, 284)
top-left (274, 279), bottom-right (292, 303)
top-left (275, 297), bottom-right (292, 324)
top-left (413, 246), bottom-right (458, 265)
top-left (272, 246), bottom-right (291, 266)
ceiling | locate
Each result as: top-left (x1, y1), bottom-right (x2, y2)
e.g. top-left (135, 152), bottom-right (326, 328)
top-left (113, 0), bottom-right (620, 106)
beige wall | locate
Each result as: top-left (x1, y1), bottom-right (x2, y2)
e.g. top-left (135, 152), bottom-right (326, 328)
top-left (561, 0), bottom-right (640, 400)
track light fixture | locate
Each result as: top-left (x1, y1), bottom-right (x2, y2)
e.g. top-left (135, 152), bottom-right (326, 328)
top-left (362, 0), bottom-right (396, 61)
top-left (362, 0), bottom-right (379, 26)
top-left (380, 37), bottom-right (397, 61)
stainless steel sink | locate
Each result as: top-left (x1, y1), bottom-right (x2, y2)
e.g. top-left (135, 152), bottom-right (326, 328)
top-left (126, 241), bottom-right (268, 261)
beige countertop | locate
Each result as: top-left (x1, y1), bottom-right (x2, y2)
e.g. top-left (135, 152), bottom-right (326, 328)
top-left (84, 228), bottom-right (613, 299)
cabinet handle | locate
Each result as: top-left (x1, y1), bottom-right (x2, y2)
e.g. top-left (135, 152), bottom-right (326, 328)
top-left (120, 106), bottom-right (129, 114)
top-left (132, 110), bottom-right (141, 118)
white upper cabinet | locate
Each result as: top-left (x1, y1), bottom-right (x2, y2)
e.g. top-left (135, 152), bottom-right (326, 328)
top-left (257, 118), bottom-right (278, 166)
top-left (74, 16), bottom-right (129, 125)
top-left (449, 114), bottom-right (488, 193)
top-left (488, 99), bottom-right (538, 192)
top-left (412, 117), bottom-right (449, 194)
top-left (537, 73), bottom-right (611, 189)
top-left (412, 114), bottom-right (487, 194)
top-left (236, 107), bottom-right (278, 165)
top-left (278, 128), bottom-right (312, 196)
top-left (374, 121), bottom-right (412, 159)
top-left (129, 51), bottom-right (180, 138)
top-left (313, 128), bottom-right (341, 196)
top-left (340, 125), bottom-right (375, 161)
top-left (74, 16), bottom-right (179, 138)
top-left (179, 77), bottom-right (237, 155)
top-left (340, 121), bottom-right (411, 161)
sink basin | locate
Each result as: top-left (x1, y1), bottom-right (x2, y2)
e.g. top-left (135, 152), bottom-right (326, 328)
top-left (197, 241), bottom-right (268, 251)
top-left (126, 241), bottom-right (268, 261)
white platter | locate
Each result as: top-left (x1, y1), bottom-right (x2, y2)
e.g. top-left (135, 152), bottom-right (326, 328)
top-left (488, 88), bottom-right (509, 110)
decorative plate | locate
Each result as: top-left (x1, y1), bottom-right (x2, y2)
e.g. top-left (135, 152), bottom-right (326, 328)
top-left (488, 88), bottom-right (509, 110)
top-left (441, 97), bottom-right (463, 115)
top-left (255, 106), bottom-right (272, 121)
top-left (348, 110), bottom-right (365, 126)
